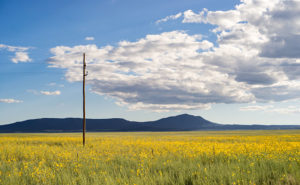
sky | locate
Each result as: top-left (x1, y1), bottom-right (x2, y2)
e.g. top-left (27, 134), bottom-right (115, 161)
top-left (1, 0), bottom-right (300, 125)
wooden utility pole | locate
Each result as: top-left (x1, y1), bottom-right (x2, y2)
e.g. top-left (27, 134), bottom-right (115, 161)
top-left (83, 53), bottom-right (86, 146)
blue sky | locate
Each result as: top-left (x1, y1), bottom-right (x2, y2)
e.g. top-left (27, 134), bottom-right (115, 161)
top-left (1, 0), bottom-right (300, 125)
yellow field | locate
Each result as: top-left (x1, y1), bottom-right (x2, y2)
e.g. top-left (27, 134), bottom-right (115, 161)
top-left (0, 130), bottom-right (300, 185)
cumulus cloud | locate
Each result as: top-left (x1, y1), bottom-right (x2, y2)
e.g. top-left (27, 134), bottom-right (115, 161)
top-left (85, 37), bottom-right (95, 41)
top-left (12, 52), bottom-right (31, 63)
top-left (0, 99), bottom-right (23, 103)
top-left (0, 44), bottom-right (32, 63)
top-left (180, 0), bottom-right (300, 102)
top-left (183, 9), bottom-right (241, 31)
top-left (50, 31), bottom-right (254, 111)
top-left (156, 12), bottom-right (182, 24)
top-left (182, 9), bottom-right (206, 23)
top-left (40, 90), bottom-right (61, 96)
top-left (49, 0), bottom-right (300, 111)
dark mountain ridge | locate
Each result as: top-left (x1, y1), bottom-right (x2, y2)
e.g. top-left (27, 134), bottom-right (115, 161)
top-left (0, 114), bottom-right (299, 133)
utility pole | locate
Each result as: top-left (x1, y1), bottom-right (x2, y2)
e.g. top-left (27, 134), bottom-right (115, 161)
top-left (83, 53), bottom-right (87, 146)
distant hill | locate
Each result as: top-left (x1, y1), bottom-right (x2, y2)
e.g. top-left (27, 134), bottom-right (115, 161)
top-left (0, 114), bottom-right (300, 133)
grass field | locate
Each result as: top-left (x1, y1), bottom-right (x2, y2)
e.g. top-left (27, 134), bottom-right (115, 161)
top-left (0, 130), bottom-right (300, 185)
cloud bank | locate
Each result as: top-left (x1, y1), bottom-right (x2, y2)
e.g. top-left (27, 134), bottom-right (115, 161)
top-left (49, 0), bottom-right (300, 111)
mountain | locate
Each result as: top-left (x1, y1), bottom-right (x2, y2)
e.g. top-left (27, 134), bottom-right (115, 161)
top-left (0, 114), bottom-right (300, 133)
top-left (143, 114), bottom-right (219, 131)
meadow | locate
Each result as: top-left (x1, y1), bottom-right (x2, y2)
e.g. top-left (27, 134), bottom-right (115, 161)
top-left (0, 130), bottom-right (299, 185)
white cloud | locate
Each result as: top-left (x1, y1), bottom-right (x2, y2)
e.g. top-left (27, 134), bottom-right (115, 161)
top-left (27, 89), bottom-right (39, 95)
top-left (49, 31), bottom-right (254, 111)
top-left (239, 105), bottom-right (274, 111)
top-left (49, 0), bottom-right (300, 111)
top-left (183, 9), bottom-right (241, 31)
top-left (85, 37), bottom-right (95, 41)
top-left (40, 90), bottom-right (61, 96)
top-left (0, 99), bottom-right (23, 103)
top-left (48, 82), bottom-right (57, 86)
top-left (0, 44), bottom-right (32, 63)
top-left (48, 82), bottom-right (64, 87)
top-left (270, 106), bottom-right (300, 114)
top-left (156, 12), bottom-right (182, 24)
top-left (12, 52), bottom-right (31, 63)
top-left (240, 105), bottom-right (300, 114)
top-left (182, 9), bottom-right (207, 23)
top-left (180, 0), bottom-right (300, 102)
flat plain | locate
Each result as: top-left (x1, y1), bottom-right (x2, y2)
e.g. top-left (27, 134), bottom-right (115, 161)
top-left (0, 130), bottom-right (299, 185)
